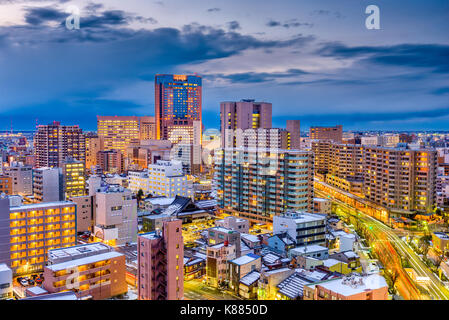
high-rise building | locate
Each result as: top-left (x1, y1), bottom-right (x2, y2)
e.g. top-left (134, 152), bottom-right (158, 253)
top-left (139, 116), bottom-right (156, 140)
top-left (97, 116), bottom-right (140, 154)
top-left (34, 121), bottom-right (85, 168)
top-left (96, 150), bottom-right (124, 174)
top-left (32, 167), bottom-right (63, 203)
top-left (155, 74), bottom-right (202, 142)
top-left (220, 100), bottom-right (272, 148)
top-left (309, 125), bottom-right (343, 143)
top-left (85, 132), bottom-right (104, 171)
top-left (286, 120), bottom-right (301, 150)
top-left (137, 219), bottom-right (184, 300)
top-left (62, 158), bottom-right (86, 199)
top-left (363, 147), bottom-right (437, 215)
top-left (214, 148), bottom-right (314, 224)
top-left (0, 197), bottom-right (76, 275)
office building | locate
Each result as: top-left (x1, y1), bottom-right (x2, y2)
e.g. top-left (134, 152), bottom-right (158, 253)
top-left (128, 160), bottom-right (193, 198)
top-left (220, 100), bottom-right (272, 148)
top-left (97, 116), bottom-right (140, 154)
top-left (93, 186), bottom-right (137, 246)
top-left (137, 219), bottom-right (184, 300)
top-left (125, 140), bottom-right (172, 171)
top-left (155, 74), bottom-right (202, 142)
top-left (34, 121), bottom-right (85, 168)
top-left (309, 125), bottom-right (343, 143)
top-left (214, 148), bottom-right (314, 223)
top-left (273, 211), bottom-right (326, 247)
top-left (33, 167), bottom-right (63, 203)
top-left (85, 132), bottom-right (104, 171)
top-left (43, 243), bottom-right (127, 300)
top-left (69, 195), bottom-right (95, 234)
top-left (96, 150), bottom-right (124, 174)
top-left (139, 116), bottom-right (156, 140)
top-left (62, 158), bottom-right (86, 199)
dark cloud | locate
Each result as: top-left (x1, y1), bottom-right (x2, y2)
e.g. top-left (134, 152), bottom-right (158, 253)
top-left (206, 69), bottom-right (309, 84)
top-left (24, 7), bottom-right (67, 25)
top-left (207, 8), bottom-right (220, 13)
top-left (266, 19), bottom-right (313, 28)
top-left (310, 10), bottom-right (344, 19)
top-left (317, 42), bottom-right (449, 74)
top-left (227, 21), bottom-right (241, 31)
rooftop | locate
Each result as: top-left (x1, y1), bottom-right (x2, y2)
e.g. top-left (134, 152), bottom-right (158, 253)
top-left (10, 201), bottom-right (75, 210)
top-left (291, 245), bottom-right (328, 255)
top-left (315, 274), bottom-right (387, 296)
top-left (230, 253), bottom-right (260, 266)
top-left (240, 271), bottom-right (260, 286)
top-left (46, 251), bottom-right (123, 272)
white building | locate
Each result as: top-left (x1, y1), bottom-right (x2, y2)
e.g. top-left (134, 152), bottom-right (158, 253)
top-left (360, 136), bottom-right (380, 146)
top-left (33, 167), bottom-right (63, 202)
top-left (0, 263), bottom-right (12, 300)
top-left (128, 160), bottom-right (193, 198)
top-left (4, 162), bottom-right (33, 196)
top-left (273, 212), bottom-right (327, 247)
top-left (215, 216), bottom-right (250, 233)
top-left (93, 186), bottom-right (138, 246)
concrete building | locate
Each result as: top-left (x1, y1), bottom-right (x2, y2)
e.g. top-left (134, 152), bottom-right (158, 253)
top-left (363, 147), bottom-right (437, 216)
top-left (3, 163), bottom-right (33, 196)
top-left (139, 116), bottom-right (156, 140)
top-left (128, 160), bottom-right (193, 198)
top-left (0, 175), bottom-right (12, 196)
top-left (309, 125), bottom-right (343, 143)
top-left (33, 167), bottom-right (63, 203)
top-left (313, 198), bottom-right (332, 215)
top-left (215, 216), bottom-right (250, 233)
top-left (62, 158), bottom-right (86, 199)
top-left (34, 121), bottom-right (85, 168)
top-left (273, 212), bottom-right (327, 247)
top-left (125, 139), bottom-right (172, 170)
top-left (214, 148), bottom-right (314, 224)
top-left (43, 243), bottom-right (127, 300)
top-left (93, 186), bottom-right (137, 246)
top-left (97, 116), bottom-right (140, 154)
top-left (220, 100), bottom-right (272, 148)
top-left (0, 198), bottom-right (77, 275)
top-left (207, 226), bottom-right (241, 255)
top-left (69, 195), bottom-right (95, 234)
top-left (137, 219), bottom-right (184, 300)
top-left (305, 274), bottom-right (388, 300)
top-left (84, 132), bottom-right (104, 172)
top-left (0, 263), bottom-right (12, 300)
top-left (96, 150), bottom-right (124, 174)
top-left (206, 242), bottom-right (237, 287)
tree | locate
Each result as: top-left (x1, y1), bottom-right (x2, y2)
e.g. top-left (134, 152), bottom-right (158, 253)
top-left (136, 189), bottom-right (144, 202)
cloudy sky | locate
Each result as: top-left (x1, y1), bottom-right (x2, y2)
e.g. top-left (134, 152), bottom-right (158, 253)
top-left (0, 0), bottom-right (448, 131)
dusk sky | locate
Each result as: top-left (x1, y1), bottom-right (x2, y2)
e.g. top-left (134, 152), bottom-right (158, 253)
top-left (0, 0), bottom-right (448, 131)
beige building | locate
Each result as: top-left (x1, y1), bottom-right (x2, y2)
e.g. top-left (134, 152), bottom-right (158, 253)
top-left (309, 125), bottom-right (343, 143)
top-left (97, 116), bottom-right (140, 154)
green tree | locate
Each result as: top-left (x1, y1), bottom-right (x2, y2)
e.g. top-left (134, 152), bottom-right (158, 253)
top-left (136, 189), bottom-right (144, 202)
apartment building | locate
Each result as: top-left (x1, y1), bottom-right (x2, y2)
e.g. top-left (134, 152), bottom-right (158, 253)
top-left (137, 219), bottom-right (184, 300)
top-left (0, 175), bottom-right (12, 195)
top-left (206, 242), bottom-right (237, 288)
top-left (220, 100), bottom-right (272, 148)
top-left (128, 160), bottom-right (193, 198)
top-left (43, 243), bottom-right (127, 300)
top-left (3, 163), bottom-right (33, 196)
top-left (125, 140), bottom-right (172, 170)
top-left (0, 263), bottom-right (12, 300)
top-left (363, 147), bottom-right (437, 215)
top-left (69, 195), bottom-right (95, 234)
top-left (214, 148), bottom-right (314, 224)
top-left (0, 198), bottom-right (77, 275)
top-left (96, 150), bottom-right (124, 174)
top-left (33, 167), bottom-right (63, 203)
top-left (85, 132), bottom-right (104, 171)
top-left (34, 121), bottom-right (85, 168)
top-left (309, 125), bottom-right (343, 143)
top-left (139, 116), bottom-right (156, 140)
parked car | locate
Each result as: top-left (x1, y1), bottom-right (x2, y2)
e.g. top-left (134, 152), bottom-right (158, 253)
top-left (35, 277), bottom-right (43, 285)
top-left (19, 279), bottom-right (28, 286)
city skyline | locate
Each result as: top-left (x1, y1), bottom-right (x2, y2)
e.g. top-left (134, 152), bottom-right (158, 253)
top-left (0, 0), bottom-right (448, 131)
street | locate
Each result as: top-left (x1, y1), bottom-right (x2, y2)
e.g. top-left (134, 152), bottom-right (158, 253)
top-left (184, 279), bottom-right (241, 300)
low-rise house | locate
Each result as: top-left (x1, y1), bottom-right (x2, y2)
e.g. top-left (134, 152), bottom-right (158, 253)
top-left (239, 270), bottom-right (260, 299)
top-left (305, 273), bottom-right (388, 300)
top-left (328, 251), bottom-right (363, 274)
top-left (229, 253), bottom-right (262, 294)
top-left (258, 267), bottom-right (295, 300)
top-left (289, 245), bottom-right (329, 260)
top-left (267, 232), bottom-right (296, 254)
